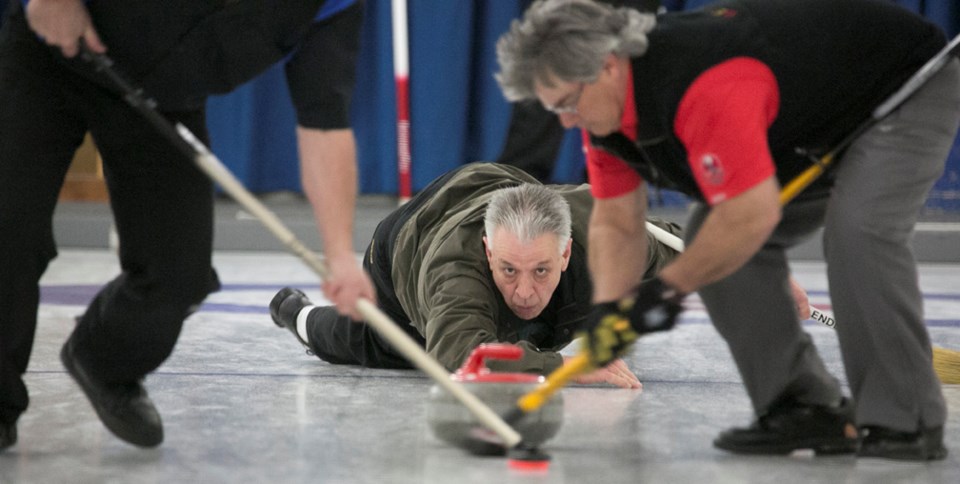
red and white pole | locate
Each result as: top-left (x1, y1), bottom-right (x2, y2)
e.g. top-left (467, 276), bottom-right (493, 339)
top-left (392, 0), bottom-right (412, 204)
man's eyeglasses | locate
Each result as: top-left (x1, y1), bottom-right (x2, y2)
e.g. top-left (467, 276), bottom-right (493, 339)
top-left (544, 82), bottom-right (585, 115)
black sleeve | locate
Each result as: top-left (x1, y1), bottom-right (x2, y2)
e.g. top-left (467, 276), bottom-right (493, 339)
top-left (284, 1), bottom-right (364, 129)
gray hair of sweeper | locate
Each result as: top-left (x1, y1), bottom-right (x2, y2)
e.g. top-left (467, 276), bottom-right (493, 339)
top-left (495, 0), bottom-right (656, 102)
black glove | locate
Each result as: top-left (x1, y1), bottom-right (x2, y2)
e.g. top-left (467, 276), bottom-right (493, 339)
top-left (628, 276), bottom-right (685, 333)
top-left (578, 277), bottom-right (685, 367)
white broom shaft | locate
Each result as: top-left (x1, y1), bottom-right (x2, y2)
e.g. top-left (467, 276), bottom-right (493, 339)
top-left (645, 221), bottom-right (684, 252)
top-left (176, 125), bottom-right (327, 274)
top-left (175, 124), bottom-right (522, 447)
top-left (874, 33), bottom-right (960, 120)
top-left (644, 221), bottom-right (832, 326)
top-left (355, 300), bottom-right (521, 446)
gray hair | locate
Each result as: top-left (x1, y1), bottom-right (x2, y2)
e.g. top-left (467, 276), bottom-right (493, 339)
top-left (484, 184), bottom-right (572, 254)
top-left (495, 0), bottom-right (657, 101)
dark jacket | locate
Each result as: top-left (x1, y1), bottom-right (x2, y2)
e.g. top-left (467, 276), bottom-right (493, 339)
top-left (386, 163), bottom-right (679, 373)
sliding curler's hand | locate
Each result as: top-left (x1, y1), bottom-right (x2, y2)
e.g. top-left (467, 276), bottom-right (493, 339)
top-left (578, 277), bottom-right (685, 368)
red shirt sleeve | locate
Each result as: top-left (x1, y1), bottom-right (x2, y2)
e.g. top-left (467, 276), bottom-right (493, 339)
top-left (583, 67), bottom-right (642, 199)
top-left (583, 131), bottom-right (643, 199)
top-left (674, 57), bottom-right (780, 205)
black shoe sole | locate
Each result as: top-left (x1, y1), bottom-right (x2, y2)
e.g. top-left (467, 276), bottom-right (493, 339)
top-left (858, 444), bottom-right (948, 461)
top-left (857, 425), bottom-right (948, 461)
top-left (714, 437), bottom-right (858, 456)
top-left (61, 343), bottom-right (163, 448)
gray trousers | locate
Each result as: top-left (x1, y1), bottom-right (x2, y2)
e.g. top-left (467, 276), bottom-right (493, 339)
top-left (686, 59), bottom-right (960, 432)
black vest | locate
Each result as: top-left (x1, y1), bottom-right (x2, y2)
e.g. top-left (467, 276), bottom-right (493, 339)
top-left (591, 0), bottom-right (945, 202)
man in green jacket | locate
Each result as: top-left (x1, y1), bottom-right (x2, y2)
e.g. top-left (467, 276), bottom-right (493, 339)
top-left (270, 162), bottom-right (682, 388)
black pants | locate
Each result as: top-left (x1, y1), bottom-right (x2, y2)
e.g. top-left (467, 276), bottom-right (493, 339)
top-left (305, 206), bottom-right (424, 368)
top-left (303, 168), bottom-right (467, 368)
top-left (0, 4), bottom-right (218, 425)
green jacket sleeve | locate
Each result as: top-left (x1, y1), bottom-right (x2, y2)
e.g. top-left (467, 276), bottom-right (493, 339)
top-left (418, 266), bottom-right (564, 375)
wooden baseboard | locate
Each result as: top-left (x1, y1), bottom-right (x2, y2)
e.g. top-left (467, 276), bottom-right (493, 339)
top-left (60, 133), bottom-right (109, 202)
top-left (59, 175), bottom-right (109, 202)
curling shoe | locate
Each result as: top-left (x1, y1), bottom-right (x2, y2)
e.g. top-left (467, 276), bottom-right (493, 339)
top-left (0, 421), bottom-right (15, 452)
top-left (269, 287), bottom-right (314, 352)
top-left (713, 398), bottom-right (858, 455)
top-left (858, 425), bottom-right (947, 461)
top-left (61, 340), bottom-right (163, 448)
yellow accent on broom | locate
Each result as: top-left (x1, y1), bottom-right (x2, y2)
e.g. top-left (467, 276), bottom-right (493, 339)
top-left (933, 346), bottom-right (960, 385)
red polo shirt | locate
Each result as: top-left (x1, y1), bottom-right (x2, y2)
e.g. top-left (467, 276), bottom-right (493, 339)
top-left (584, 57), bottom-right (779, 205)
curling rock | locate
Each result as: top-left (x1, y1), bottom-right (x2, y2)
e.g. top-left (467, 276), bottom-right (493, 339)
top-left (427, 344), bottom-right (564, 450)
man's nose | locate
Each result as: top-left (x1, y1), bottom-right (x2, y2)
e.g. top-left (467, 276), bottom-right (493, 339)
top-left (514, 275), bottom-right (535, 300)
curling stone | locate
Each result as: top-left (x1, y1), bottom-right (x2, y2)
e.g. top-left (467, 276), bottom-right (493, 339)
top-left (427, 343), bottom-right (564, 453)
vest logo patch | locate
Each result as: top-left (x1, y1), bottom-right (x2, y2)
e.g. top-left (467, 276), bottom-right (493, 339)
top-left (711, 7), bottom-right (738, 18)
top-left (699, 153), bottom-right (726, 185)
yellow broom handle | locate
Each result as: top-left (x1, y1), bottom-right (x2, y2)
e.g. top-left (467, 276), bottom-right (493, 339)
top-left (779, 152), bottom-right (835, 205)
top-left (516, 353), bottom-right (593, 412)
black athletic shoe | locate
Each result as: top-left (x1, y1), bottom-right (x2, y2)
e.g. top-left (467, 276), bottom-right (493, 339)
top-left (60, 340), bottom-right (163, 448)
top-left (713, 398), bottom-right (858, 455)
top-left (858, 425), bottom-right (947, 461)
top-left (0, 421), bottom-right (15, 452)
top-left (269, 287), bottom-right (314, 351)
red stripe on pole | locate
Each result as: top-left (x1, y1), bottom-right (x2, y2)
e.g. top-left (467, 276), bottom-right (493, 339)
top-left (396, 76), bottom-right (412, 201)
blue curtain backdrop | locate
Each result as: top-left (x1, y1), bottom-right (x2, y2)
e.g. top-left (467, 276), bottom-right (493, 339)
top-left (204, 0), bottom-right (960, 210)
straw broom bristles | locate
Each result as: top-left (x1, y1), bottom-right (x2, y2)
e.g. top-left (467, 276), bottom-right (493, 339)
top-left (933, 346), bottom-right (960, 384)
